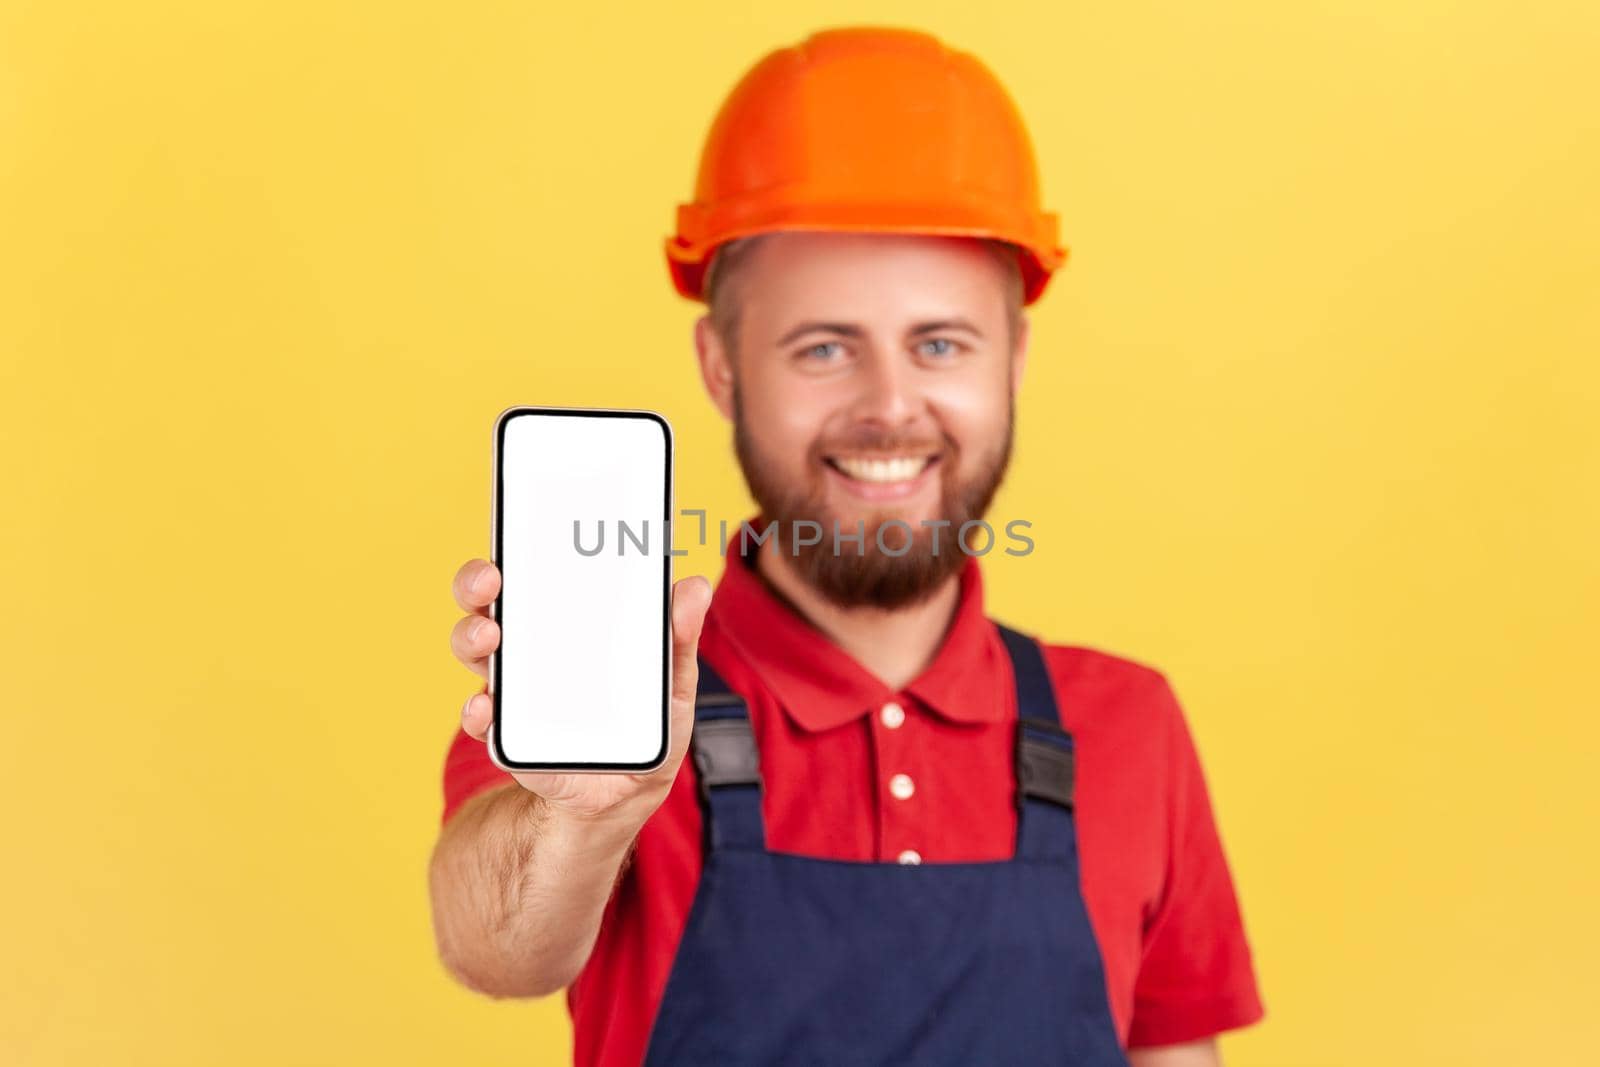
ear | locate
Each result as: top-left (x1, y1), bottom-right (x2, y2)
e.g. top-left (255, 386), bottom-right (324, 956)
top-left (695, 313), bottom-right (737, 421)
top-left (1009, 313), bottom-right (1031, 396)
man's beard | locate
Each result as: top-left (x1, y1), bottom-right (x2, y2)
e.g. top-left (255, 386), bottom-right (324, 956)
top-left (732, 390), bottom-right (1014, 610)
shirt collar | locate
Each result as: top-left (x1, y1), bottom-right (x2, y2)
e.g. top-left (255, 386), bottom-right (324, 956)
top-left (704, 520), bottom-right (1012, 731)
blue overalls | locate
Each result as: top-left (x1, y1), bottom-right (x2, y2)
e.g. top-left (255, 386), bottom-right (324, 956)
top-left (640, 623), bottom-right (1129, 1066)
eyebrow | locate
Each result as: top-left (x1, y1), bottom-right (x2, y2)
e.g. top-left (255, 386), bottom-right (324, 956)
top-left (776, 318), bottom-right (985, 346)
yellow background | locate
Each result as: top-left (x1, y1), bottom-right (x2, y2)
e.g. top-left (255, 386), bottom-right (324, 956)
top-left (3, 1), bottom-right (1596, 1064)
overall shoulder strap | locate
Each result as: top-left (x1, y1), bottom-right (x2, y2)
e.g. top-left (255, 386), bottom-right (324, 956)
top-left (995, 622), bottom-right (1064, 729)
top-left (690, 657), bottom-right (766, 851)
top-left (995, 623), bottom-right (1079, 861)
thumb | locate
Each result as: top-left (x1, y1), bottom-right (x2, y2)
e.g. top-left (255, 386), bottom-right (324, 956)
top-left (668, 575), bottom-right (713, 713)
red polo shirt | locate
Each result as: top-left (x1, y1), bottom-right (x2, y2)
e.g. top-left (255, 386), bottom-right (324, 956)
top-left (441, 545), bottom-right (1265, 1064)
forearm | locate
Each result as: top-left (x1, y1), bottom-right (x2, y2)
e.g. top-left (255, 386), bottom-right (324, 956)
top-left (428, 783), bottom-right (640, 997)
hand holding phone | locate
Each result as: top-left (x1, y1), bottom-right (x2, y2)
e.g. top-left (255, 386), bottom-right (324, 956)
top-left (451, 562), bottom-right (711, 825)
top-left (449, 406), bottom-right (713, 826)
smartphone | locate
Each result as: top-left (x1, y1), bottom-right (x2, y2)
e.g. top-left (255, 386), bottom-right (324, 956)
top-left (487, 406), bottom-right (673, 772)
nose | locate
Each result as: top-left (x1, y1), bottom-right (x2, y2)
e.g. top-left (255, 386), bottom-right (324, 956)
top-left (850, 348), bottom-right (923, 430)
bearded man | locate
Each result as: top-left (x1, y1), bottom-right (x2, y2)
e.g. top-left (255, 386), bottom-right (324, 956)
top-left (431, 27), bottom-right (1264, 1067)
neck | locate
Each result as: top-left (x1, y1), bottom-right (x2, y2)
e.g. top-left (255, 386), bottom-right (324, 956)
top-left (752, 541), bottom-right (962, 691)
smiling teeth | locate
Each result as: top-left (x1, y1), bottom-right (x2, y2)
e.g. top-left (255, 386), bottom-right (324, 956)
top-left (833, 456), bottom-right (928, 483)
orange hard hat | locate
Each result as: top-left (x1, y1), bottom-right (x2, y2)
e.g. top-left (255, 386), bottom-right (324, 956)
top-left (665, 27), bottom-right (1067, 305)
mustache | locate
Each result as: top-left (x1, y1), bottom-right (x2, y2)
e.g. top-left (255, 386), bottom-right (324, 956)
top-left (812, 426), bottom-right (953, 456)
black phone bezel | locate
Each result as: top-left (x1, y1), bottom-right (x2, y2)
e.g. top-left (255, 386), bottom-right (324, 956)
top-left (489, 405), bottom-right (673, 772)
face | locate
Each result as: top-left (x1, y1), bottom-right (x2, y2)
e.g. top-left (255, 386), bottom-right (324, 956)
top-left (695, 231), bottom-right (1029, 609)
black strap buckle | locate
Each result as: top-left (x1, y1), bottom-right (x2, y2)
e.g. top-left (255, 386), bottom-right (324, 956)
top-left (691, 717), bottom-right (763, 803)
top-left (1015, 719), bottom-right (1076, 811)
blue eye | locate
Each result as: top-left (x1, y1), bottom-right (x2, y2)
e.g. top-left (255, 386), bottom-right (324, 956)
top-left (800, 341), bottom-right (843, 361)
top-left (919, 337), bottom-right (959, 358)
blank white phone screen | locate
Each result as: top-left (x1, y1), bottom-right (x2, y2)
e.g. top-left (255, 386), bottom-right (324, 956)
top-left (496, 410), bottom-right (670, 767)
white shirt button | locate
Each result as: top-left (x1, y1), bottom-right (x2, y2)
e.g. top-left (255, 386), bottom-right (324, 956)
top-left (889, 773), bottom-right (915, 800)
top-left (879, 701), bottom-right (906, 729)
top-left (897, 849), bottom-right (922, 865)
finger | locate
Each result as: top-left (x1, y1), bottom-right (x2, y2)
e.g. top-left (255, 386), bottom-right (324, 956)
top-left (651, 577), bottom-right (712, 778)
top-left (451, 613), bottom-right (500, 668)
top-left (453, 559), bottom-right (501, 615)
top-left (461, 689), bottom-right (491, 741)
top-left (665, 576), bottom-right (713, 752)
